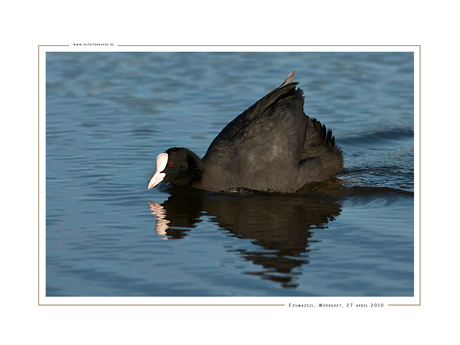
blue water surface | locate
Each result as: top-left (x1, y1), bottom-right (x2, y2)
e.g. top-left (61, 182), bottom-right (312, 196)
top-left (46, 52), bottom-right (414, 296)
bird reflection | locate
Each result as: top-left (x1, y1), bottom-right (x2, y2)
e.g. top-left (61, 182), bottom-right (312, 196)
top-left (148, 185), bottom-right (342, 288)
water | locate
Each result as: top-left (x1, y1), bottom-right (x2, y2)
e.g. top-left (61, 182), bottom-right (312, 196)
top-left (45, 52), bottom-right (414, 297)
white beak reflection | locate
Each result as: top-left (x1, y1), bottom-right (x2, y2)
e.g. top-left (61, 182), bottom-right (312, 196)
top-left (148, 201), bottom-right (170, 239)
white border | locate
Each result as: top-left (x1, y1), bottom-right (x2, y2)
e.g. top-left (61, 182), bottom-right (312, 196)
top-left (38, 45), bottom-right (420, 307)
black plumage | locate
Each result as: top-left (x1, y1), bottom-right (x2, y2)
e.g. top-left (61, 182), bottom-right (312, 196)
top-left (148, 72), bottom-right (343, 193)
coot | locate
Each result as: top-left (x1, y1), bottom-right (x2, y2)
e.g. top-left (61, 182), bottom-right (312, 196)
top-left (148, 72), bottom-right (343, 193)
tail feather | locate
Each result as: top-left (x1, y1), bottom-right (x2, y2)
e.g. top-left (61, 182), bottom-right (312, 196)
top-left (279, 71), bottom-right (296, 88)
top-left (307, 117), bottom-right (338, 150)
top-left (302, 116), bottom-right (343, 179)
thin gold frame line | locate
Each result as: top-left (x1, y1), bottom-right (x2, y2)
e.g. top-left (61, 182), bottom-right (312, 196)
top-left (39, 304), bottom-right (285, 307)
top-left (37, 45), bottom-right (70, 305)
top-left (117, 44), bottom-right (420, 47)
top-left (388, 45), bottom-right (421, 307)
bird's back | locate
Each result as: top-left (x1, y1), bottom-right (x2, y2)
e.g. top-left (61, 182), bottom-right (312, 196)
top-left (197, 72), bottom-right (343, 193)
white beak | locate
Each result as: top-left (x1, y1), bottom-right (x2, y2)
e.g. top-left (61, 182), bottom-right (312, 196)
top-left (148, 153), bottom-right (168, 189)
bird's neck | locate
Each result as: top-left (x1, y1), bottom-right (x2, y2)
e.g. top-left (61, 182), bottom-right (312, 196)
top-left (184, 149), bottom-right (205, 186)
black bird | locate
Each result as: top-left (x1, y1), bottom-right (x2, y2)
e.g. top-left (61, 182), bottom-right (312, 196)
top-left (148, 72), bottom-right (343, 193)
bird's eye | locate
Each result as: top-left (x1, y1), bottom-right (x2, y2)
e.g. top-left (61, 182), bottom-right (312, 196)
top-left (169, 162), bottom-right (174, 167)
